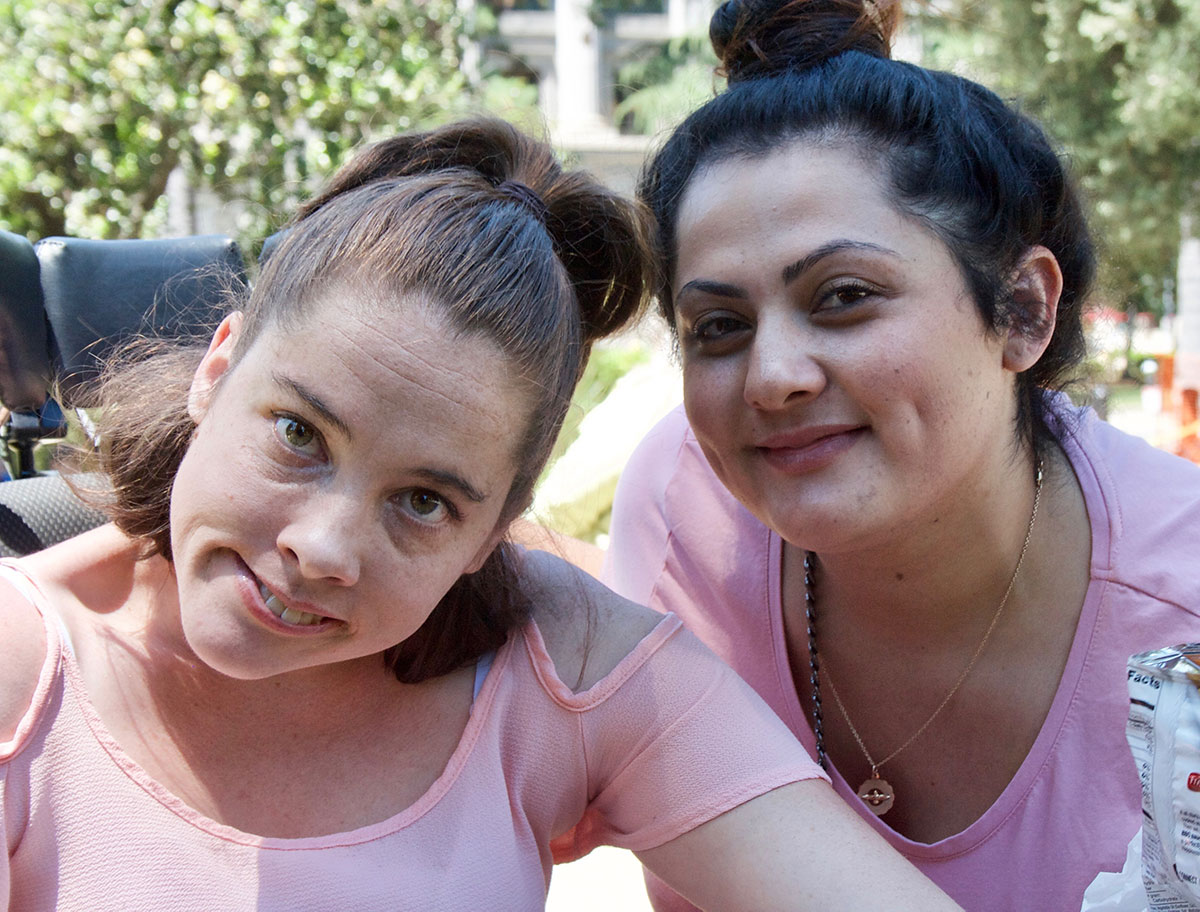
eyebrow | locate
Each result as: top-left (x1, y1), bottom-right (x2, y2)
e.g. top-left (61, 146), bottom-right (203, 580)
top-left (780, 240), bottom-right (898, 285)
top-left (675, 278), bottom-right (748, 301)
top-left (273, 373), bottom-right (487, 505)
top-left (274, 374), bottom-right (353, 441)
top-left (411, 468), bottom-right (487, 504)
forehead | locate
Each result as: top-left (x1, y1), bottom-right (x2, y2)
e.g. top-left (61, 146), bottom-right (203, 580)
top-left (250, 292), bottom-right (531, 461)
top-left (676, 141), bottom-right (907, 260)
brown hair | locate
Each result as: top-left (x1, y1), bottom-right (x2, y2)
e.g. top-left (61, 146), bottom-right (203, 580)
top-left (88, 118), bottom-right (655, 682)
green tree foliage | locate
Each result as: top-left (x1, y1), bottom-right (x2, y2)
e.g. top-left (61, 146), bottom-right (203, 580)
top-left (915, 0), bottom-right (1200, 312)
top-left (614, 34), bottom-right (722, 136)
top-left (0, 0), bottom-right (535, 245)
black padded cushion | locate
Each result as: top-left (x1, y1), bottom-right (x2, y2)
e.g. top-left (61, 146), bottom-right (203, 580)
top-left (0, 473), bottom-right (108, 557)
top-left (0, 230), bottom-right (54, 410)
top-left (35, 235), bottom-right (245, 404)
top-left (258, 228), bottom-right (288, 265)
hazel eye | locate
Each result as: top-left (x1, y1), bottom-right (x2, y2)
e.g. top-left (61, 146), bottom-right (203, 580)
top-left (403, 489), bottom-right (451, 523)
top-left (274, 415), bottom-right (320, 454)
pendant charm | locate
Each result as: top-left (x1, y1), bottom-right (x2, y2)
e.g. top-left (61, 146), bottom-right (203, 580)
top-left (857, 775), bottom-right (895, 816)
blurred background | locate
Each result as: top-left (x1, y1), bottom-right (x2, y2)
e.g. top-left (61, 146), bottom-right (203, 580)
top-left (3, 1), bottom-right (1199, 904)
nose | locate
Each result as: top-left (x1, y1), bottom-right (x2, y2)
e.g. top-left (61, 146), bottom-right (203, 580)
top-left (276, 490), bottom-right (364, 586)
top-left (743, 318), bottom-right (826, 411)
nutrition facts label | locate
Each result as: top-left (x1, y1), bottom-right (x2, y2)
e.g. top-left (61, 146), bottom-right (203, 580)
top-left (1127, 649), bottom-right (1200, 911)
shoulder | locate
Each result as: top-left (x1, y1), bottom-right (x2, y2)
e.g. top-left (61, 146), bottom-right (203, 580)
top-left (612, 405), bottom-right (731, 513)
top-left (1061, 406), bottom-right (1200, 608)
top-left (606, 405), bottom-right (762, 599)
top-left (519, 548), bottom-right (667, 694)
top-left (614, 404), bottom-right (692, 496)
top-left (0, 568), bottom-right (52, 749)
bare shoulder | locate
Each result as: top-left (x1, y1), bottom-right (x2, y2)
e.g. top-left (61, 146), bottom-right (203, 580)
top-left (0, 575), bottom-right (49, 745)
top-left (519, 547), bottom-right (665, 693)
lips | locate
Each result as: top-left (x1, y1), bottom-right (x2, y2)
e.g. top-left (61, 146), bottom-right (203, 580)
top-left (235, 555), bottom-right (336, 631)
top-left (754, 424), bottom-right (865, 473)
top-left (257, 579), bottom-right (324, 626)
top-left (755, 423), bottom-right (862, 450)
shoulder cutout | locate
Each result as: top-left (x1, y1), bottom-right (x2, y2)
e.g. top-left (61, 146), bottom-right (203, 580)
top-left (0, 576), bottom-right (50, 745)
top-left (520, 548), bottom-right (663, 694)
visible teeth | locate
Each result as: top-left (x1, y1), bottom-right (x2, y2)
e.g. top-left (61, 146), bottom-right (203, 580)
top-left (259, 581), bottom-right (322, 626)
top-left (279, 606), bottom-right (322, 626)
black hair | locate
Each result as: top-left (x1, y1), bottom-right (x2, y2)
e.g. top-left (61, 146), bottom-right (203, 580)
top-left (640, 0), bottom-right (1095, 451)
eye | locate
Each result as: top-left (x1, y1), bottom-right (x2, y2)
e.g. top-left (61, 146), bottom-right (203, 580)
top-left (398, 489), bottom-right (457, 525)
top-left (273, 415), bottom-right (322, 456)
top-left (688, 311), bottom-right (751, 347)
top-left (814, 282), bottom-right (876, 314)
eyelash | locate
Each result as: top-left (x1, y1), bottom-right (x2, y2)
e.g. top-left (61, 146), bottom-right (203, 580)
top-left (273, 414), bottom-right (324, 459)
top-left (686, 278), bottom-right (880, 340)
top-left (814, 281), bottom-right (876, 313)
top-left (688, 313), bottom-right (749, 345)
top-left (396, 490), bottom-right (460, 526)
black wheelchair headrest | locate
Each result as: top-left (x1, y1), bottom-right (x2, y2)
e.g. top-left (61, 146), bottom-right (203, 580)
top-left (35, 235), bottom-right (246, 404)
top-left (0, 230), bottom-right (54, 411)
top-left (0, 473), bottom-right (109, 557)
top-left (258, 228), bottom-right (288, 265)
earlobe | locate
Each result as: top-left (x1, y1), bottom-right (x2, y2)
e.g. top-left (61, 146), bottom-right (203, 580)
top-left (187, 312), bottom-right (244, 423)
top-left (1002, 245), bottom-right (1063, 373)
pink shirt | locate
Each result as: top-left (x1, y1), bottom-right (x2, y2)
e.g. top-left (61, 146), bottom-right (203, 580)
top-left (1, 563), bottom-right (822, 911)
top-left (605, 403), bottom-right (1200, 912)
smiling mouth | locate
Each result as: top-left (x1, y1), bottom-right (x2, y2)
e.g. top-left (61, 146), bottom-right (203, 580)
top-left (258, 580), bottom-right (324, 627)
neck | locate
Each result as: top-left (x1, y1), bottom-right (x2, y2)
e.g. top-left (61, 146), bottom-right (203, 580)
top-left (797, 449), bottom-right (1047, 643)
top-left (85, 549), bottom-right (408, 736)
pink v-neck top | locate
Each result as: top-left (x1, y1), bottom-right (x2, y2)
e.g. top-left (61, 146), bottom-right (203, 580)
top-left (605, 402), bottom-right (1200, 912)
top-left (0, 564), bottom-right (822, 911)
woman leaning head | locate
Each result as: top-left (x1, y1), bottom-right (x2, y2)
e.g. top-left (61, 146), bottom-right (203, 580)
top-left (640, 0), bottom-right (1096, 542)
top-left (92, 118), bottom-right (652, 682)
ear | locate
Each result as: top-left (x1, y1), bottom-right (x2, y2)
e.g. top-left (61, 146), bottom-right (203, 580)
top-left (1002, 246), bottom-right (1063, 373)
top-left (187, 312), bottom-right (244, 423)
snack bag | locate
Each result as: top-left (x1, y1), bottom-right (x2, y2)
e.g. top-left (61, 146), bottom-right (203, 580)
top-left (1124, 645), bottom-right (1200, 910)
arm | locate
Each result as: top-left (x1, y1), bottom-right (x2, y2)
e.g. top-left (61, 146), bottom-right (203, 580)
top-left (637, 780), bottom-right (962, 912)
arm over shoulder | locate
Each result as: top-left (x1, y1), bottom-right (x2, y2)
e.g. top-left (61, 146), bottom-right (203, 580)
top-left (0, 576), bottom-right (51, 753)
top-left (532, 553), bottom-right (826, 863)
top-left (638, 780), bottom-right (963, 911)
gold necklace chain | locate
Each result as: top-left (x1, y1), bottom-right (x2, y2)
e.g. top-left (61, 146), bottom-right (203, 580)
top-left (810, 459), bottom-right (1044, 816)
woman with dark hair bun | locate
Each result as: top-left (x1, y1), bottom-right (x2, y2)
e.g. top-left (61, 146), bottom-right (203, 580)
top-left (607, 1), bottom-right (1200, 908)
top-left (0, 117), bottom-right (961, 909)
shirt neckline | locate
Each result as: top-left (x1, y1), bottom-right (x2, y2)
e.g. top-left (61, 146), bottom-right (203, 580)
top-left (764, 411), bottom-right (1106, 856)
top-left (10, 557), bottom-right (515, 850)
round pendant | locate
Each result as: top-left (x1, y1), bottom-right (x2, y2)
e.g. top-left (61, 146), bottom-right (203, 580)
top-left (857, 776), bottom-right (895, 816)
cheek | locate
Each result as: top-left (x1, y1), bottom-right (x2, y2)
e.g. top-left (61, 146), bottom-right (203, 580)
top-left (682, 360), bottom-right (742, 431)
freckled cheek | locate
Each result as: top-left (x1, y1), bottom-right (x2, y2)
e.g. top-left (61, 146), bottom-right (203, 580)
top-left (684, 358), bottom-right (744, 415)
top-left (683, 396), bottom-right (733, 462)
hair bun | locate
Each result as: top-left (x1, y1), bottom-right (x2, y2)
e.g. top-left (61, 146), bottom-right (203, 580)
top-left (711, 0), bottom-right (898, 83)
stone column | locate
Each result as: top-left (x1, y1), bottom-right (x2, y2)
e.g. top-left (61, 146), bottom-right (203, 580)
top-left (554, 0), bottom-right (606, 135)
